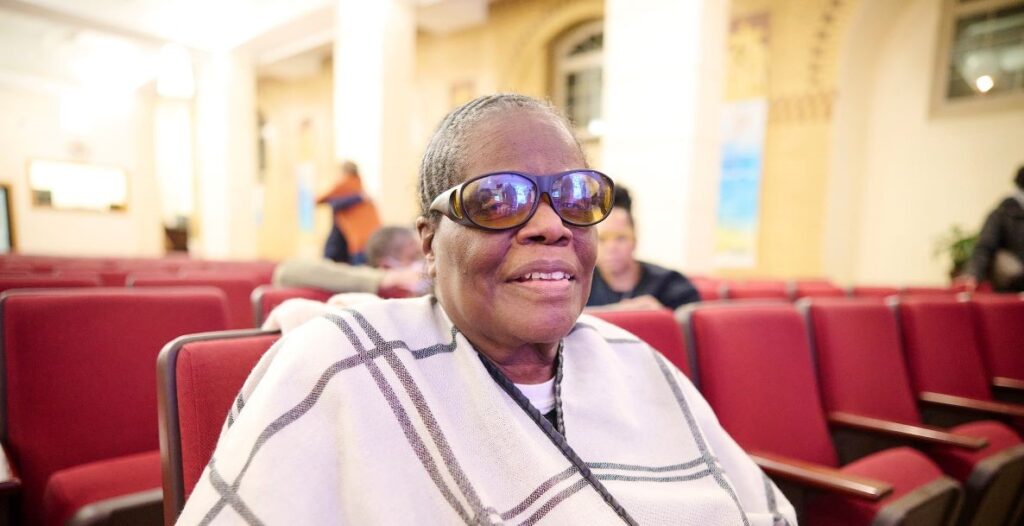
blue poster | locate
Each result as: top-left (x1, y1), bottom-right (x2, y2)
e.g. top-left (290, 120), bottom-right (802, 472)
top-left (715, 99), bottom-right (767, 268)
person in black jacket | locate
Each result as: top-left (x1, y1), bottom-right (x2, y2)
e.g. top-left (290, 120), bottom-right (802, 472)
top-left (587, 186), bottom-right (701, 310)
top-left (966, 166), bottom-right (1024, 292)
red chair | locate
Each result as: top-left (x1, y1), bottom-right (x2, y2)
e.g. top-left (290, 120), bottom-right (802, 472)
top-left (688, 277), bottom-right (722, 301)
top-left (250, 285), bottom-right (333, 326)
top-left (0, 288), bottom-right (229, 526)
top-left (790, 280), bottom-right (846, 300)
top-left (588, 309), bottom-right (691, 377)
top-left (129, 274), bottom-right (258, 330)
top-left (722, 280), bottom-right (791, 301)
top-left (681, 303), bottom-right (963, 525)
top-left (803, 298), bottom-right (1024, 526)
top-left (894, 297), bottom-right (1024, 433)
top-left (901, 286), bottom-right (958, 297)
top-left (969, 295), bottom-right (1024, 405)
top-left (851, 285), bottom-right (900, 298)
top-left (0, 276), bottom-right (100, 295)
top-left (157, 329), bottom-right (279, 525)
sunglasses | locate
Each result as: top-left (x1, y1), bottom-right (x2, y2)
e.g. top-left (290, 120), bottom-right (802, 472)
top-left (429, 170), bottom-right (615, 231)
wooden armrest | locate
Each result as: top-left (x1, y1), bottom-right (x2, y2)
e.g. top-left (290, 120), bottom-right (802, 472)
top-left (919, 391), bottom-right (1024, 419)
top-left (992, 377), bottom-right (1024, 392)
top-left (828, 411), bottom-right (987, 450)
top-left (748, 450), bottom-right (892, 501)
top-left (0, 442), bottom-right (21, 494)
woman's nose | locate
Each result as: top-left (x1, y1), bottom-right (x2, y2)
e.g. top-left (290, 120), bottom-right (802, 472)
top-left (516, 195), bottom-right (572, 245)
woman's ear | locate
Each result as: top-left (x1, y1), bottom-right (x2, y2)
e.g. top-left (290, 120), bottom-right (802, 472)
top-left (415, 216), bottom-right (437, 278)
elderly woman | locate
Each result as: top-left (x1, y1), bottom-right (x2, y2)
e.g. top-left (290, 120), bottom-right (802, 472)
top-left (178, 94), bottom-right (795, 525)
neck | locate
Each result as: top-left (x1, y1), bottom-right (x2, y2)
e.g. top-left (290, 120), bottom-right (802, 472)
top-left (600, 260), bottom-right (641, 292)
top-left (476, 341), bottom-right (558, 384)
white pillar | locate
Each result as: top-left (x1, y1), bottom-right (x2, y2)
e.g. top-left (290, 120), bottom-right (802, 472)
top-left (193, 50), bottom-right (259, 259)
top-left (334, 0), bottom-right (418, 224)
top-left (602, 0), bottom-right (728, 273)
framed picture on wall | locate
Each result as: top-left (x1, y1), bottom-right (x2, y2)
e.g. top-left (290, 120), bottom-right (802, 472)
top-left (0, 184), bottom-right (14, 253)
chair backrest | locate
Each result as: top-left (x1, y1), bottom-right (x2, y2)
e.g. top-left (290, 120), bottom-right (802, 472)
top-left (969, 295), bottom-right (1024, 381)
top-left (723, 280), bottom-right (792, 301)
top-left (251, 285), bottom-right (333, 326)
top-left (0, 276), bottom-right (100, 295)
top-left (0, 288), bottom-right (229, 524)
top-left (802, 298), bottom-right (921, 424)
top-left (851, 285), bottom-right (899, 298)
top-left (791, 281), bottom-right (846, 300)
top-left (129, 274), bottom-right (258, 330)
top-left (589, 309), bottom-right (691, 377)
top-left (681, 303), bottom-right (838, 466)
top-left (895, 297), bottom-right (992, 400)
top-left (157, 329), bottom-right (279, 524)
top-left (900, 286), bottom-right (958, 297)
top-left (688, 277), bottom-right (721, 301)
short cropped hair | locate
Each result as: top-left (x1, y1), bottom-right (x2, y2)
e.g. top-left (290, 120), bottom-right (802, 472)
top-left (365, 226), bottom-right (417, 268)
top-left (416, 93), bottom-right (583, 218)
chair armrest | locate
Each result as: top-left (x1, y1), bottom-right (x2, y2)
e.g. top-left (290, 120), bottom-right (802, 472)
top-left (748, 450), bottom-right (892, 501)
top-left (919, 391), bottom-right (1024, 419)
top-left (992, 377), bottom-right (1024, 392)
top-left (828, 411), bottom-right (987, 450)
top-left (0, 442), bottom-right (21, 495)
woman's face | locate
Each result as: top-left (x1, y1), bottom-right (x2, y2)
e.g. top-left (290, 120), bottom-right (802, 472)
top-left (420, 110), bottom-right (597, 350)
top-left (596, 208), bottom-right (637, 275)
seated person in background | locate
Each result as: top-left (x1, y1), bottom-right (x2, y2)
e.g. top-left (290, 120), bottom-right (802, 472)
top-left (587, 186), bottom-right (701, 310)
top-left (964, 165), bottom-right (1024, 292)
top-left (181, 94), bottom-right (794, 524)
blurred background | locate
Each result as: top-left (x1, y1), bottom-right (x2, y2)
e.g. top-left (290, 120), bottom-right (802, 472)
top-left (0, 0), bottom-right (1021, 286)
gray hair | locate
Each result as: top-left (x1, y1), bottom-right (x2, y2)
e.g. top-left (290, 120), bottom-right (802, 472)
top-left (365, 226), bottom-right (417, 267)
top-left (416, 93), bottom-right (584, 217)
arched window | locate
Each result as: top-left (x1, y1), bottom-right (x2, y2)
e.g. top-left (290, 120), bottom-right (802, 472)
top-left (552, 20), bottom-right (604, 141)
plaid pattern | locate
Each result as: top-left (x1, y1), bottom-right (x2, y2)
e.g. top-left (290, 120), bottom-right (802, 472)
top-left (179, 297), bottom-right (795, 525)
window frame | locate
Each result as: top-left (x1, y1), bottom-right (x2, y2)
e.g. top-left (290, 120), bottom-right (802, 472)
top-left (551, 19), bottom-right (604, 142)
top-left (932, 0), bottom-right (1024, 116)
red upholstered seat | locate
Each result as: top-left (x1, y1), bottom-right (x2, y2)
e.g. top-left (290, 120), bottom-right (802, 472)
top-left (43, 451), bottom-right (161, 526)
top-left (805, 447), bottom-right (947, 526)
top-left (588, 308), bottom-right (691, 377)
top-left (791, 281), bottom-right (846, 300)
top-left (851, 285), bottom-right (899, 298)
top-left (969, 296), bottom-right (1024, 383)
top-left (683, 303), bottom-right (963, 525)
top-left (158, 330), bottom-right (279, 523)
top-left (688, 277), bottom-right (722, 301)
top-left (0, 276), bottom-right (100, 294)
top-left (896, 298), bottom-right (995, 401)
top-left (0, 288), bottom-right (230, 526)
top-left (129, 274), bottom-right (258, 330)
top-left (250, 285), bottom-right (333, 326)
top-left (722, 280), bottom-right (791, 301)
top-left (805, 298), bottom-right (1024, 525)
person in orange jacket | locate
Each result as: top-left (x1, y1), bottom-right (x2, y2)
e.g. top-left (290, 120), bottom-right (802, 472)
top-left (317, 161), bottom-right (382, 264)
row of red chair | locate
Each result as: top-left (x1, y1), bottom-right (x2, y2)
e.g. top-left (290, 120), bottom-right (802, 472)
top-left (690, 277), bottom-right (980, 302)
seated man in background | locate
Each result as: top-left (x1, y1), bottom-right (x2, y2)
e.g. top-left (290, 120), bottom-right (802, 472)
top-left (965, 165), bottom-right (1024, 292)
top-left (269, 226), bottom-right (429, 331)
top-left (587, 186), bottom-right (701, 310)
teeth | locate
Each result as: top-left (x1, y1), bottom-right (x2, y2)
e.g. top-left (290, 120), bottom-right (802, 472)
top-left (522, 271), bottom-right (572, 281)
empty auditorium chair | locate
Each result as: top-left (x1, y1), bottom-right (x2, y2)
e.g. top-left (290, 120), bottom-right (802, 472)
top-left (250, 285), bottom-right (333, 326)
top-left (722, 280), bottom-right (791, 301)
top-left (790, 280), bottom-right (846, 300)
top-left (157, 329), bottom-right (280, 525)
top-left (681, 303), bottom-right (963, 525)
top-left (851, 285), bottom-right (900, 298)
top-left (0, 275), bottom-right (100, 295)
top-left (804, 298), bottom-right (1024, 526)
top-left (55, 270), bottom-right (130, 287)
top-left (966, 296), bottom-right (1024, 409)
top-left (0, 288), bottom-right (230, 526)
top-left (688, 277), bottom-right (722, 301)
top-left (129, 274), bottom-right (258, 330)
top-left (901, 286), bottom-right (958, 297)
top-left (588, 309), bottom-right (691, 377)
top-left (894, 297), bottom-right (1024, 432)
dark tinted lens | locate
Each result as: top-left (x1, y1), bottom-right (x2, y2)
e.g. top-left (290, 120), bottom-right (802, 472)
top-left (551, 171), bottom-right (613, 225)
top-left (461, 173), bottom-right (537, 229)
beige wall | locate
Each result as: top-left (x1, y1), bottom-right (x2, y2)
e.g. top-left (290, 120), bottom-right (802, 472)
top-left (0, 84), bottom-right (163, 256)
top-left (830, 0), bottom-right (1024, 286)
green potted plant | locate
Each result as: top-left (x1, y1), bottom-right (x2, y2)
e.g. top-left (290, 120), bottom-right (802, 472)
top-left (933, 225), bottom-right (978, 280)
